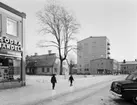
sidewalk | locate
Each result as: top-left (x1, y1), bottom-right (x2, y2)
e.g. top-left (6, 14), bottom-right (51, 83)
top-left (0, 75), bottom-right (126, 105)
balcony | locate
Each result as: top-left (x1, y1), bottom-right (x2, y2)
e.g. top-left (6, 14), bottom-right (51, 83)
top-left (107, 47), bottom-right (110, 50)
top-left (107, 42), bottom-right (110, 46)
top-left (107, 56), bottom-right (110, 59)
top-left (107, 52), bottom-right (110, 55)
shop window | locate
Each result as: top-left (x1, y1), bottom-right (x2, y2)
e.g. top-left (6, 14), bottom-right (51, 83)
top-left (0, 14), bottom-right (1, 32)
top-left (13, 59), bottom-right (21, 80)
top-left (0, 57), bottom-right (21, 82)
top-left (7, 18), bottom-right (17, 36)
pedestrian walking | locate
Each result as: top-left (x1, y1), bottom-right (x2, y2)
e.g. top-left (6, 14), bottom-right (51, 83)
top-left (51, 74), bottom-right (57, 90)
top-left (69, 75), bottom-right (74, 86)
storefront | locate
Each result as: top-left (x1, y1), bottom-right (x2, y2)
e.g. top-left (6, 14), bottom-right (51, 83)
top-left (0, 2), bottom-right (26, 89)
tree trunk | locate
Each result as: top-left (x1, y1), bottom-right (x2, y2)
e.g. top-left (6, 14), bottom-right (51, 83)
top-left (60, 60), bottom-right (63, 75)
top-left (69, 67), bottom-right (72, 75)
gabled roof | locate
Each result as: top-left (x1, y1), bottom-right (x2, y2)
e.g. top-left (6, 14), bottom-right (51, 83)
top-left (26, 53), bottom-right (57, 67)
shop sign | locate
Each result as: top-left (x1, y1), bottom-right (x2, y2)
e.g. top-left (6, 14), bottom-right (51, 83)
top-left (0, 36), bottom-right (22, 52)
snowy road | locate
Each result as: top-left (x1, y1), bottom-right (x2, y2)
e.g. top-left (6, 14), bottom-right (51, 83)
top-left (31, 75), bottom-right (133, 105)
top-left (0, 75), bottom-right (130, 105)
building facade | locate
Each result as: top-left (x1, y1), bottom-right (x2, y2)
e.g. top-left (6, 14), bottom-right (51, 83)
top-left (77, 36), bottom-right (110, 74)
top-left (26, 53), bottom-right (69, 75)
top-left (0, 2), bottom-right (26, 89)
top-left (90, 58), bottom-right (120, 75)
top-left (26, 53), bottom-right (60, 75)
top-left (120, 61), bottom-right (137, 74)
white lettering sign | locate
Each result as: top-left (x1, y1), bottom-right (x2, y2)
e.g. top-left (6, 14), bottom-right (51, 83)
top-left (0, 36), bottom-right (22, 52)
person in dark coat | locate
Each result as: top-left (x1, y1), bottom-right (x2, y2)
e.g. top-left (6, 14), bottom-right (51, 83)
top-left (51, 74), bottom-right (57, 90)
top-left (69, 75), bottom-right (74, 86)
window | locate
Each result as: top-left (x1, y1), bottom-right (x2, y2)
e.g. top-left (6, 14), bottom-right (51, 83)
top-left (7, 18), bottom-right (17, 36)
top-left (47, 68), bottom-right (50, 72)
top-left (42, 68), bottom-right (44, 72)
top-left (0, 57), bottom-right (21, 82)
top-left (13, 59), bottom-right (21, 80)
top-left (54, 68), bottom-right (57, 72)
top-left (0, 15), bottom-right (1, 32)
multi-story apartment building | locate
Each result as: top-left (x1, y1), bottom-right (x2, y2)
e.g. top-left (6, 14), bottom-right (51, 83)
top-left (77, 36), bottom-right (110, 74)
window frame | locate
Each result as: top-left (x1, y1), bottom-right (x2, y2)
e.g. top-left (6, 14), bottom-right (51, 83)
top-left (6, 17), bottom-right (18, 36)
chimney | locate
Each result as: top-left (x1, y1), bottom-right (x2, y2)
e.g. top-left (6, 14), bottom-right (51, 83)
top-left (48, 50), bottom-right (52, 55)
top-left (34, 53), bottom-right (38, 56)
top-left (123, 59), bottom-right (126, 63)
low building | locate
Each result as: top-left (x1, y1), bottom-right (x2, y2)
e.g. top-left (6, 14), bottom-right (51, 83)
top-left (26, 53), bottom-right (60, 75)
top-left (26, 53), bottom-right (69, 75)
top-left (90, 58), bottom-right (120, 75)
top-left (120, 61), bottom-right (137, 74)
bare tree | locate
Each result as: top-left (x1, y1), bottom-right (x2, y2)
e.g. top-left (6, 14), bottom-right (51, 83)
top-left (36, 1), bottom-right (80, 75)
top-left (66, 58), bottom-right (76, 75)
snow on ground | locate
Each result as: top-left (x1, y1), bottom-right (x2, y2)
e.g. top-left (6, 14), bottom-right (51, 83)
top-left (0, 75), bottom-right (126, 105)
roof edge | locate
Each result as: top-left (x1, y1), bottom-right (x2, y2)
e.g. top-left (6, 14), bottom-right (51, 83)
top-left (0, 2), bottom-right (26, 19)
top-left (77, 36), bottom-right (107, 43)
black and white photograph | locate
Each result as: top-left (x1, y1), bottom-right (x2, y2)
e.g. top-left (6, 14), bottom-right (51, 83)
top-left (0, 0), bottom-right (137, 105)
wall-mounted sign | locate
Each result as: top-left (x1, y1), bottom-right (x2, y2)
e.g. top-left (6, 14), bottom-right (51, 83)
top-left (0, 36), bottom-right (22, 52)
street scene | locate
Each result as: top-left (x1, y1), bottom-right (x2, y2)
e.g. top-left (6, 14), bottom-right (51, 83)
top-left (0, 0), bottom-right (137, 105)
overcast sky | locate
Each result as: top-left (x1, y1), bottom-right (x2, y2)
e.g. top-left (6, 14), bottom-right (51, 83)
top-left (1, 0), bottom-right (137, 62)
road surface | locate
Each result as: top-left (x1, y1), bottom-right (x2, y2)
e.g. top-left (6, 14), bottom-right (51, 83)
top-left (32, 75), bottom-right (134, 105)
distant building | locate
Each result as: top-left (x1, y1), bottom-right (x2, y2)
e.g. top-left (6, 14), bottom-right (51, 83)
top-left (77, 36), bottom-right (110, 74)
top-left (26, 53), bottom-right (69, 75)
top-left (90, 58), bottom-right (120, 75)
top-left (120, 60), bottom-right (137, 74)
top-left (70, 64), bottom-right (77, 74)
